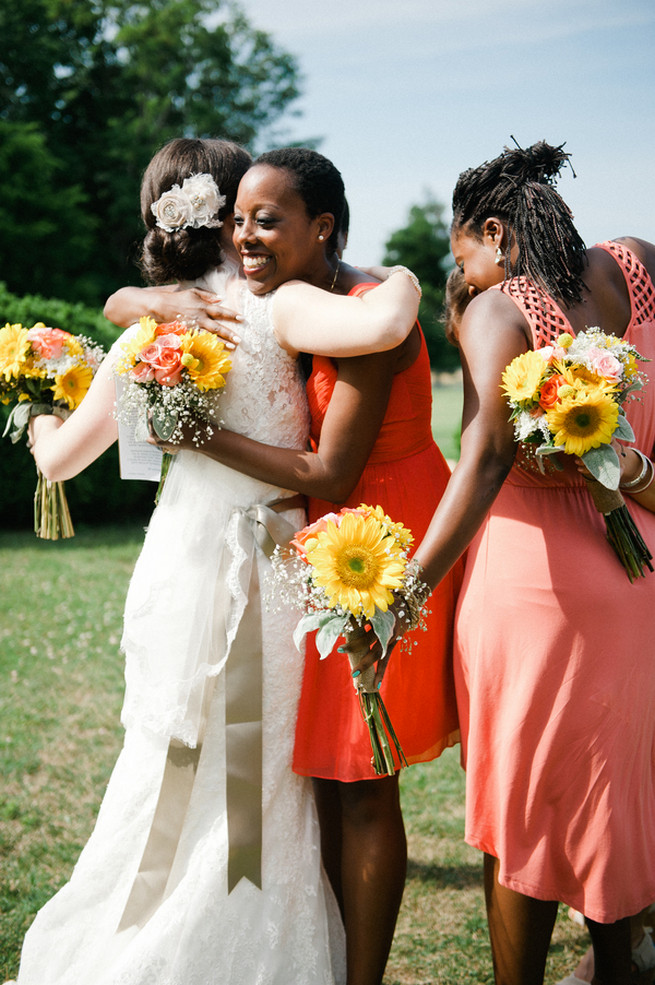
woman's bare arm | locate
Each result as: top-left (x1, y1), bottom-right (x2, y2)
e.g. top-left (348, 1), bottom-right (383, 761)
top-left (104, 285), bottom-right (242, 344)
top-left (155, 349), bottom-right (398, 503)
top-left (271, 270), bottom-right (420, 358)
top-left (29, 353), bottom-right (119, 481)
top-left (411, 291), bottom-right (528, 587)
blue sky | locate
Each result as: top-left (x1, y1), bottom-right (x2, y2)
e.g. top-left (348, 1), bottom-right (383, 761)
top-left (238, 0), bottom-right (654, 266)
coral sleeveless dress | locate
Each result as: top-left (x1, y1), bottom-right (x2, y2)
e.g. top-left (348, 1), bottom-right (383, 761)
top-left (293, 286), bottom-right (462, 781)
top-left (455, 241), bottom-right (655, 922)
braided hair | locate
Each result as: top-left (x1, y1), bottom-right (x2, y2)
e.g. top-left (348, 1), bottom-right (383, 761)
top-left (139, 138), bottom-right (252, 285)
top-left (254, 147), bottom-right (346, 254)
top-left (452, 141), bottom-right (587, 307)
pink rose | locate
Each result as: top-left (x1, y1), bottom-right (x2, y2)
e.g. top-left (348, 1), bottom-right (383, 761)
top-left (138, 335), bottom-right (183, 386)
top-left (131, 362), bottom-right (155, 383)
top-left (587, 347), bottom-right (622, 381)
top-left (27, 325), bottom-right (70, 359)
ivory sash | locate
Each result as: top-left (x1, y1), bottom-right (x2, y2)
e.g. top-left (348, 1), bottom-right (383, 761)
top-left (115, 497), bottom-right (302, 931)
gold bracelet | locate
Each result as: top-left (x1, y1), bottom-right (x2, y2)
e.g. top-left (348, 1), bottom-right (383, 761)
top-left (386, 265), bottom-right (422, 301)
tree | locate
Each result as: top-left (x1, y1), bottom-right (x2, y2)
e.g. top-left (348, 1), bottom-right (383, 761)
top-left (382, 197), bottom-right (460, 371)
top-left (0, 0), bottom-right (301, 304)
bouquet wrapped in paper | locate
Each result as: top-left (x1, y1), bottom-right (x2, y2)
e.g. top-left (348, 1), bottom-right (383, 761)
top-left (114, 316), bottom-right (232, 497)
top-left (502, 328), bottom-right (652, 580)
top-left (270, 503), bottom-right (430, 776)
top-left (1, 321), bottom-right (106, 539)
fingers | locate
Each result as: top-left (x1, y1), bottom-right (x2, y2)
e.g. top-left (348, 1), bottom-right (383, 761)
top-left (196, 306), bottom-right (242, 347)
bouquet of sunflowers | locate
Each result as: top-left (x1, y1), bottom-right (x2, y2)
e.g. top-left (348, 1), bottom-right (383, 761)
top-left (271, 504), bottom-right (430, 776)
top-left (502, 328), bottom-right (652, 580)
top-left (1, 321), bottom-right (106, 539)
top-left (114, 316), bottom-right (232, 497)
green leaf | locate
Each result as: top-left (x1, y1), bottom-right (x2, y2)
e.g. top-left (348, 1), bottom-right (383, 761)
top-left (614, 412), bottom-right (635, 442)
top-left (581, 445), bottom-right (621, 489)
top-left (315, 614), bottom-right (349, 659)
top-left (370, 609), bottom-right (397, 656)
top-left (292, 611), bottom-right (348, 658)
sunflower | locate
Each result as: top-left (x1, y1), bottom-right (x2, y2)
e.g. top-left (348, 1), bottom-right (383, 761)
top-left (179, 330), bottom-right (232, 391)
top-left (501, 349), bottom-right (548, 406)
top-left (357, 503), bottom-right (414, 549)
top-left (116, 316), bottom-right (159, 372)
top-left (53, 364), bottom-right (94, 409)
top-left (65, 336), bottom-right (85, 359)
top-left (305, 511), bottom-right (407, 619)
top-left (546, 384), bottom-right (619, 456)
top-left (0, 323), bottom-right (30, 381)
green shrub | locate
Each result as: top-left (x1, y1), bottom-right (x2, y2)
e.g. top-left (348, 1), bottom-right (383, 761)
top-left (0, 285), bottom-right (155, 528)
top-left (0, 281), bottom-right (120, 349)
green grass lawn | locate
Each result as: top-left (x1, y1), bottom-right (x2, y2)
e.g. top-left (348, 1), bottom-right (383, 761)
top-left (0, 526), bottom-right (588, 983)
top-left (431, 374), bottom-right (463, 464)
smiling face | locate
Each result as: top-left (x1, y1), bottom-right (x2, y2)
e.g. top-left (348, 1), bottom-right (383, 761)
top-left (232, 164), bottom-right (332, 295)
top-left (450, 219), bottom-right (508, 297)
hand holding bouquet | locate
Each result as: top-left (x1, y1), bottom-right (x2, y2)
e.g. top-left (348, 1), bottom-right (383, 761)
top-left (0, 321), bottom-right (105, 538)
top-left (502, 328), bottom-right (652, 580)
top-left (115, 316), bottom-right (232, 496)
top-left (271, 504), bottom-right (430, 776)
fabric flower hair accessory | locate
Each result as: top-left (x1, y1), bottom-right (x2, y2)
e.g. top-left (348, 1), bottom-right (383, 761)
top-left (151, 173), bottom-right (226, 233)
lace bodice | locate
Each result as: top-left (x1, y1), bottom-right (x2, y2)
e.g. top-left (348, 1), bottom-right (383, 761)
top-left (219, 287), bottom-right (309, 448)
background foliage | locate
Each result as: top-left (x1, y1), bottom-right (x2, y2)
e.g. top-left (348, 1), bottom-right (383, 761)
top-left (0, 0), bottom-right (301, 305)
top-left (382, 196), bottom-right (460, 372)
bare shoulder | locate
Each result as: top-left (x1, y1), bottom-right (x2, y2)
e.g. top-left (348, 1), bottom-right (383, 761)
top-left (459, 288), bottom-right (530, 347)
top-left (613, 236), bottom-right (655, 272)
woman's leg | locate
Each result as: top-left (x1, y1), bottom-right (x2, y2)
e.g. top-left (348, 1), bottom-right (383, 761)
top-left (483, 853), bottom-right (558, 985)
top-left (585, 915), bottom-right (631, 985)
top-left (312, 774), bottom-right (407, 985)
top-left (312, 778), bottom-right (344, 915)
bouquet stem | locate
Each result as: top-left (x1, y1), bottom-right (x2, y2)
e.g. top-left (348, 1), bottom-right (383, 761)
top-left (345, 620), bottom-right (407, 777)
top-left (155, 451), bottom-right (173, 504)
top-left (586, 480), bottom-right (653, 582)
top-left (34, 469), bottom-right (74, 540)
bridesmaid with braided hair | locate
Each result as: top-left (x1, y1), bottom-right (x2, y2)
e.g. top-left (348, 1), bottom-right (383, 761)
top-left (352, 140), bottom-right (655, 985)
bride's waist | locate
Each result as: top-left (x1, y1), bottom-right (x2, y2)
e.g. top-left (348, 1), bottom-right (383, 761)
top-left (164, 450), bottom-right (301, 508)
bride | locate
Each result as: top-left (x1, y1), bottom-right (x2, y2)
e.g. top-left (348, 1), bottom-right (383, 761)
top-left (8, 138), bottom-right (419, 985)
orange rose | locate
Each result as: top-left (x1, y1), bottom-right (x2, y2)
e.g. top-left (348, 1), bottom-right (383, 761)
top-left (155, 320), bottom-right (187, 337)
top-left (291, 513), bottom-right (341, 558)
top-left (538, 374), bottom-right (567, 410)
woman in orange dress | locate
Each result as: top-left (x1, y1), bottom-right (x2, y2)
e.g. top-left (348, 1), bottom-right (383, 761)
top-left (355, 140), bottom-right (655, 985)
top-left (139, 147), bottom-right (461, 985)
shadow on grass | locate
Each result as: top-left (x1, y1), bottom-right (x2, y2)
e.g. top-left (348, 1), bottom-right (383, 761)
top-left (406, 858), bottom-right (482, 889)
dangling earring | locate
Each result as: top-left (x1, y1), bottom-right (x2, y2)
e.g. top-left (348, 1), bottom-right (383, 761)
top-left (495, 246), bottom-right (505, 265)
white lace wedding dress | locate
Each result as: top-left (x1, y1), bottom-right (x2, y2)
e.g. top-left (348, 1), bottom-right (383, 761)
top-left (15, 270), bottom-right (346, 985)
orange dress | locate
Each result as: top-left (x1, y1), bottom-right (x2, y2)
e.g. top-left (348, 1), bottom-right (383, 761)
top-left (293, 287), bottom-right (462, 781)
top-left (455, 242), bottom-right (655, 922)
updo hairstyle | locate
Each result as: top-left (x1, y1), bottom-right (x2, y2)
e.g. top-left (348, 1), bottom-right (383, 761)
top-left (254, 147), bottom-right (346, 254)
top-left (452, 140), bottom-right (587, 307)
top-left (140, 138), bottom-right (252, 284)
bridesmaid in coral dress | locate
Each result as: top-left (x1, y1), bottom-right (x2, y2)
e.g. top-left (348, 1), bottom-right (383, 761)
top-left (354, 140), bottom-right (655, 985)
top-left (293, 282), bottom-right (460, 782)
